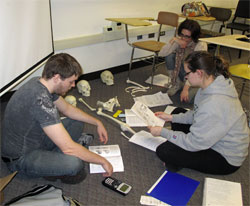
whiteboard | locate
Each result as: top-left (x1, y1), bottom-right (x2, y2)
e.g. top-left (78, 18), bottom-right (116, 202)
top-left (0, 0), bottom-right (54, 96)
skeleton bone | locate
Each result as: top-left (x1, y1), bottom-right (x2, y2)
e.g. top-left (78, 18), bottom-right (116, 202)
top-left (79, 98), bottom-right (96, 111)
top-left (126, 79), bottom-right (149, 90)
top-left (130, 88), bottom-right (148, 96)
top-left (96, 96), bottom-right (120, 112)
top-left (97, 108), bottom-right (136, 134)
top-left (64, 95), bottom-right (77, 107)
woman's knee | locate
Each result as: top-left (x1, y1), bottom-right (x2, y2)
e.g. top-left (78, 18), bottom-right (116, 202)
top-left (165, 53), bottom-right (176, 70)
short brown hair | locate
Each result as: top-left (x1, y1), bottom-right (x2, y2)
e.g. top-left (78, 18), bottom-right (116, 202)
top-left (42, 53), bottom-right (82, 80)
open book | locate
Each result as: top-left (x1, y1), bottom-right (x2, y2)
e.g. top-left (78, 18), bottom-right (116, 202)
top-left (129, 130), bottom-right (166, 152)
top-left (202, 178), bottom-right (243, 206)
top-left (131, 101), bottom-right (165, 127)
top-left (89, 144), bottom-right (124, 173)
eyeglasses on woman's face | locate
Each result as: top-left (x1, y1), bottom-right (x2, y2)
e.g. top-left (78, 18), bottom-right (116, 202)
top-left (179, 33), bottom-right (192, 39)
top-left (185, 71), bottom-right (192, 77)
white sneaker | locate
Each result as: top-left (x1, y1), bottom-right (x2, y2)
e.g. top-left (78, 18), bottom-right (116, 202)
top-left (167, 78), bottom-right (183, 96)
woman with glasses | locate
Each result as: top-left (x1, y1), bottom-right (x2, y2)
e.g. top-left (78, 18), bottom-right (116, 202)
top-left (159, 19), bottom-right (207, 102)
top-left (148, 51), bottom-right (249, 175)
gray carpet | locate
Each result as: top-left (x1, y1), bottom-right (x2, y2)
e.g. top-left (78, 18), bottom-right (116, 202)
top-left (0, 48), bottom-right (249, 205)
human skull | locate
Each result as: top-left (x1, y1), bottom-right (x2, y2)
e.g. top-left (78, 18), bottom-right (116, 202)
top-left (100, 70), bottom-right (114, 86)
top-left (64, 95), bottom-right (77, 107)
top-left (77, 80), bottom-right (91, 97)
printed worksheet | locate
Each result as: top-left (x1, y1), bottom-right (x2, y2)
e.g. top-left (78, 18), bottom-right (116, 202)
top-left (131, 101), bottom-right (165, 127)
top-left (145, 74), bottom-right (171, 88)
top-left (89, 145), bottom-right (124, 173)
top-left (125, 109), bottom-right (147, 127)
top-left (133, 91), bottom-right (173, 107)
top-left (129, 130), bottom-right (166, 152)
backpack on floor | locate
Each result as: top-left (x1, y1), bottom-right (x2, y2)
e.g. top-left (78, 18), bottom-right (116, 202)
top-left (4, 184), bottom-right (83, 206)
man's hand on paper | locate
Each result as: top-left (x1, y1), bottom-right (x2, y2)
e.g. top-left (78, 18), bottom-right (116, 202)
top-left (154, 112), bottom-right (173, 122)
top-left (148, 126), bottom-right (162, 137)
top-left (101, 158), bottom-right (113, 177)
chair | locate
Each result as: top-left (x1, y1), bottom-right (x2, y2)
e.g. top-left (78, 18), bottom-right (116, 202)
top-left (221, 0), bottom-right (250, 35)
top-left (201, 7), bottom-right (232, 37)
top-left (201, 7), bottom-right (232, 61)
top-left (221, 0), bottom-right (250, 58)
top-left (229, 64), bottom-right (250, 99)
top-left (128, 11), bottom-right (179, 85)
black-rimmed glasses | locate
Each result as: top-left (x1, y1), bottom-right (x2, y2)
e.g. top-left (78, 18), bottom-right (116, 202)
top-left (185, 71), bottom-right (192, 77)
top-left (179, 33), bottom-right (192, 39)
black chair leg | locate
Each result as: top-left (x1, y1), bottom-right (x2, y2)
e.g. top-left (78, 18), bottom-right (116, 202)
top-left (238, 31), bottom-right (246, 58)
top-left (238, 50), bottom-right (242, 58)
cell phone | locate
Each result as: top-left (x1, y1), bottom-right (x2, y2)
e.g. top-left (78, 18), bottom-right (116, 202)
top-left (102, 177), bottom-right (132, 196)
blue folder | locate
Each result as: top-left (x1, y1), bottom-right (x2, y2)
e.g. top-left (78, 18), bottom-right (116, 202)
top-left (147, 170), bottom-right (200, 206)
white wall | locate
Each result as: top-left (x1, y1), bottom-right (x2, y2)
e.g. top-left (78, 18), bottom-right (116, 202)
top-left (15, 0), bottom-right (239, 88)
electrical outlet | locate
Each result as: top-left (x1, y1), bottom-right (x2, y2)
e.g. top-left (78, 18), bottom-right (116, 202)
top-left (160, 31), bottom-right (165, 36)
top-left (137, 35), bottom-right (143, 40)
top-left (103, 26), bottom-right (114, 33)
top-left (148, 33), bottom-right (155, 38)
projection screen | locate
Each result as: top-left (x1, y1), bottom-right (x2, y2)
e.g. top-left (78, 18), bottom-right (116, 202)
top-left (0, 0), bottom-right (54, 96)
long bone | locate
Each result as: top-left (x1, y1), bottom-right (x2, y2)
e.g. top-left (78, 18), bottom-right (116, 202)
top-left (126, 79), bottom-right (149, 90)
top-left (79, 98), bottom-right (96, 111)
top-left (96, 108), bottom-right (136, 134)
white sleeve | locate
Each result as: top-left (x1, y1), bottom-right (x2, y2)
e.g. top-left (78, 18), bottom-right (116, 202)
top-left (194, 41), bottom-right (207, 51)
top-left (159, 41), bottom-right (179, 57)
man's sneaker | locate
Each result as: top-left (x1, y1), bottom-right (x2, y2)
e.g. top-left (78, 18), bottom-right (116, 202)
top-left (78, 133), bottom-right (94, 147)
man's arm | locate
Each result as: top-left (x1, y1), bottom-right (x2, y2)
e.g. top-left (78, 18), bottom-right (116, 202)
top-left (54, 96), bottom-right (108, 144)
top-left (43, 123), bottom-right (113, 176)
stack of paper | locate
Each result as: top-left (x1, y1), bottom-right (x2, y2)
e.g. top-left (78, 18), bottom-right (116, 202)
top-left (202, 178), bottom-right (243, 206)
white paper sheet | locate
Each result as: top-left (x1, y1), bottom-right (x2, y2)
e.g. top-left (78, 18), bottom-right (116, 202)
top-left (134, 92), bottom-right (173, 108)
top-left (129, 130), bottom-right (166, 151)
top-left (203, 178), bottom-right (243, 206)
top-left (125, 109), bottom-right (147, 127)
top-left (145, 74), bottom-right (171, 88)
top-left (131, 101), bottom-right (165, 127)
top-left (89, 145), bottom-right (124, 173)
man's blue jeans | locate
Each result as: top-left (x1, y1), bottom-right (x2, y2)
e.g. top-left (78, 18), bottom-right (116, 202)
top-left (6, 118), bottom-right (86, 178)
top-left (165, 53), bottom-right (186, 82)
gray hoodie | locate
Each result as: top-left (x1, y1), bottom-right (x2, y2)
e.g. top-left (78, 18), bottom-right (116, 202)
top-left (161, 75), bottom-right (249, 166)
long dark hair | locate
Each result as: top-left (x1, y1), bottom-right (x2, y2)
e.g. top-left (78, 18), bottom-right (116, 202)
top-left (185, 51), bottom-right (230, 78)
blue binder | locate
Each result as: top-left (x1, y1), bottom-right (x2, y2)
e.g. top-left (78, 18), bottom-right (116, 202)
top-left (147, 170), bottom-right (199, 206)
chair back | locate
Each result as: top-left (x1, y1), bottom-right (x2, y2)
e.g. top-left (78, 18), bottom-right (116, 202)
top-left (209, 7), bottom-right (232, 22)
top-left (157, 11), bottom-right (179, 28)
top-left (234, 0), bottom-right (250, 19)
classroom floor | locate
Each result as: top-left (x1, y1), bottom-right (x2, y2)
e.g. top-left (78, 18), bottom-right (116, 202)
top-left (0, 48), bottom-right (249, 205)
